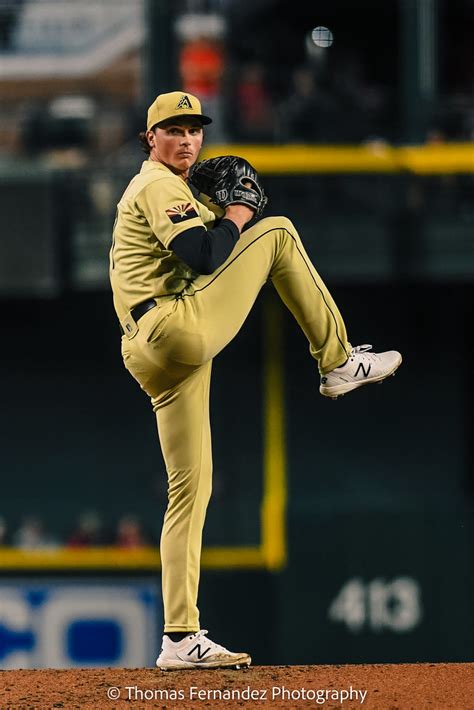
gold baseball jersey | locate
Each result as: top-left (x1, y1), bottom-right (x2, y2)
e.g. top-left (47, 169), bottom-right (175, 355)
top-left (109, 159), bottom-right (219, 322)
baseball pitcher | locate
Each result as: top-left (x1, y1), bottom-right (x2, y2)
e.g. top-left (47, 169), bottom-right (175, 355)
top-left (109, 91), bottom-right (402, 670)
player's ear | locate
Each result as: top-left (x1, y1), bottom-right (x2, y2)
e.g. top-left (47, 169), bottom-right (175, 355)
top-left (146, 128), bottom-right (156, 149)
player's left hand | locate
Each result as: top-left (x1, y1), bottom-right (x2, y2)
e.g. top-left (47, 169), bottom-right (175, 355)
top-left (190, 156), bottom-right (268, 219)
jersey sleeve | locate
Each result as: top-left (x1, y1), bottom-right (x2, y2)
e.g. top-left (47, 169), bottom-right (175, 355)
top-left (196, 192), bottom-right (226, 224)
top-left (171, 219), bottom-right (240, 275)
top-left (137, 176), bottom-right (205, 249)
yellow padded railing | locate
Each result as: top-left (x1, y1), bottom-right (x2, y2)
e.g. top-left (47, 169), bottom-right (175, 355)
top-left (201, 143), bottom-right (474, 174)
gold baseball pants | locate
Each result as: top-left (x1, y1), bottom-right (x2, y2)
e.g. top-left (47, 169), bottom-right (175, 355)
top-left (120, 216), bottom-right (350, 631)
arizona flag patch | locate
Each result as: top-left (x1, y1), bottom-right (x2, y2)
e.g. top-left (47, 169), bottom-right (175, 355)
top-left (165, 203), bottom-right (199, 224)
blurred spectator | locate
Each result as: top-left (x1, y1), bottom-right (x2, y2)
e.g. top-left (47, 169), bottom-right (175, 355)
top-left (0, 0), bottom-right (23, 49)
top-left (232, 62), bottom-right (274, 142)
top-left (12, 516), bottom-right (59, 550)
top-left (426, 127), bottom-right (446, 145)
top-left (179, 35), bottom-right (227, 142)
top-left (180, 36), bottom-right (224, 103)
top-left (67, 510), bottom-right (105, 547)
top-left (330, 50), bottom-right (386, 122)
top-left (426, 99), bottom-right (474, 143)
top-left (277, 65), bottom-right (339, 142)
top-left (20, 95), bottom-right (95, 166)
top-left (0, 516), bottom-right (7, 545)
top-left (115, 514), bottom-right (148, 548)
top-left (277, 47), bottom-right (393, 144)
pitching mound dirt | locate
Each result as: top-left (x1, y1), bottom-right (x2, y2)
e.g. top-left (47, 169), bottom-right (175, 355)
top-left (0, 662), bottom-right (472, 709)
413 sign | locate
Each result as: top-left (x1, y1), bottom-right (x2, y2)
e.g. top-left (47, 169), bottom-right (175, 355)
top-left (328, 577), bottom-right (422, 633)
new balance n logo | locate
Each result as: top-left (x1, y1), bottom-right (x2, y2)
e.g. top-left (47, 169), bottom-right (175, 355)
top-left (187, 643), bottom-right (211, 660)
top-left (165, 203), bottom-right (199, 223)
top-left (176, 95), bottom-right (193, 109)
top-left (355, 362), bottom-right (371, 378)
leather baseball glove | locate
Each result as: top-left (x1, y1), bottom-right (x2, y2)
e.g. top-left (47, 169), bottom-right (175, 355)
top-left (189, 155), bottom-right (268, 219)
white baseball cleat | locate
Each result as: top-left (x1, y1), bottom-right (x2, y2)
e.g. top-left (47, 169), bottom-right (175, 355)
top-left (319, 344), bottom-right (402, 399)
top-left (155, 630), bottom-right (252, 670)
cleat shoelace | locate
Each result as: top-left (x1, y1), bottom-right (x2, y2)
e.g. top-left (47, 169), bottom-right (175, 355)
top-left (351, 344), bottom-right (372, 354)
top-left (349, 344), bottom-right (378, 362)
top-left (192, 630), bottom-right (228, 655)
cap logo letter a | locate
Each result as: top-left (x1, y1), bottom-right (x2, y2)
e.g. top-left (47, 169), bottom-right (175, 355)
top-left (176, 95), bottom-right (193, 109)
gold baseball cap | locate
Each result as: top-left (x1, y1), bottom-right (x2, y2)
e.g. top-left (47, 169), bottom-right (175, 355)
top-left (147, 91), bottom-right (212, 130)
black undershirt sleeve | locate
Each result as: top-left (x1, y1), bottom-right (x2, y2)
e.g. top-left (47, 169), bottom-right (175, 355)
top-left (170, 218), bottom-right (240, 275)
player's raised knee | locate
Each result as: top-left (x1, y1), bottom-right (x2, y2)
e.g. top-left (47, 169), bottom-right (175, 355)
top-left (258, 215), bottom-right (295, 233)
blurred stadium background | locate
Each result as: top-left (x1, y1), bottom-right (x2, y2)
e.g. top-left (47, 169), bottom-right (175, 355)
top-left (0, 0), bottom-right (472, 669)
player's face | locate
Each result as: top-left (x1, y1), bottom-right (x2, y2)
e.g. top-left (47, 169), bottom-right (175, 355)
top-left (148, 120), bottom-right (204, 177)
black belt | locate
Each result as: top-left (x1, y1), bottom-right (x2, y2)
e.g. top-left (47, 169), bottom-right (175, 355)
top-left (120, 299), bottom-right (157, 335)
top-left (131, 299), bottom-right (157, 322)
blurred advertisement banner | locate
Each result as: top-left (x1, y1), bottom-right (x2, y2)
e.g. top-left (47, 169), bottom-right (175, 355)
top-left (0, 580), bottom-right (159, 668)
